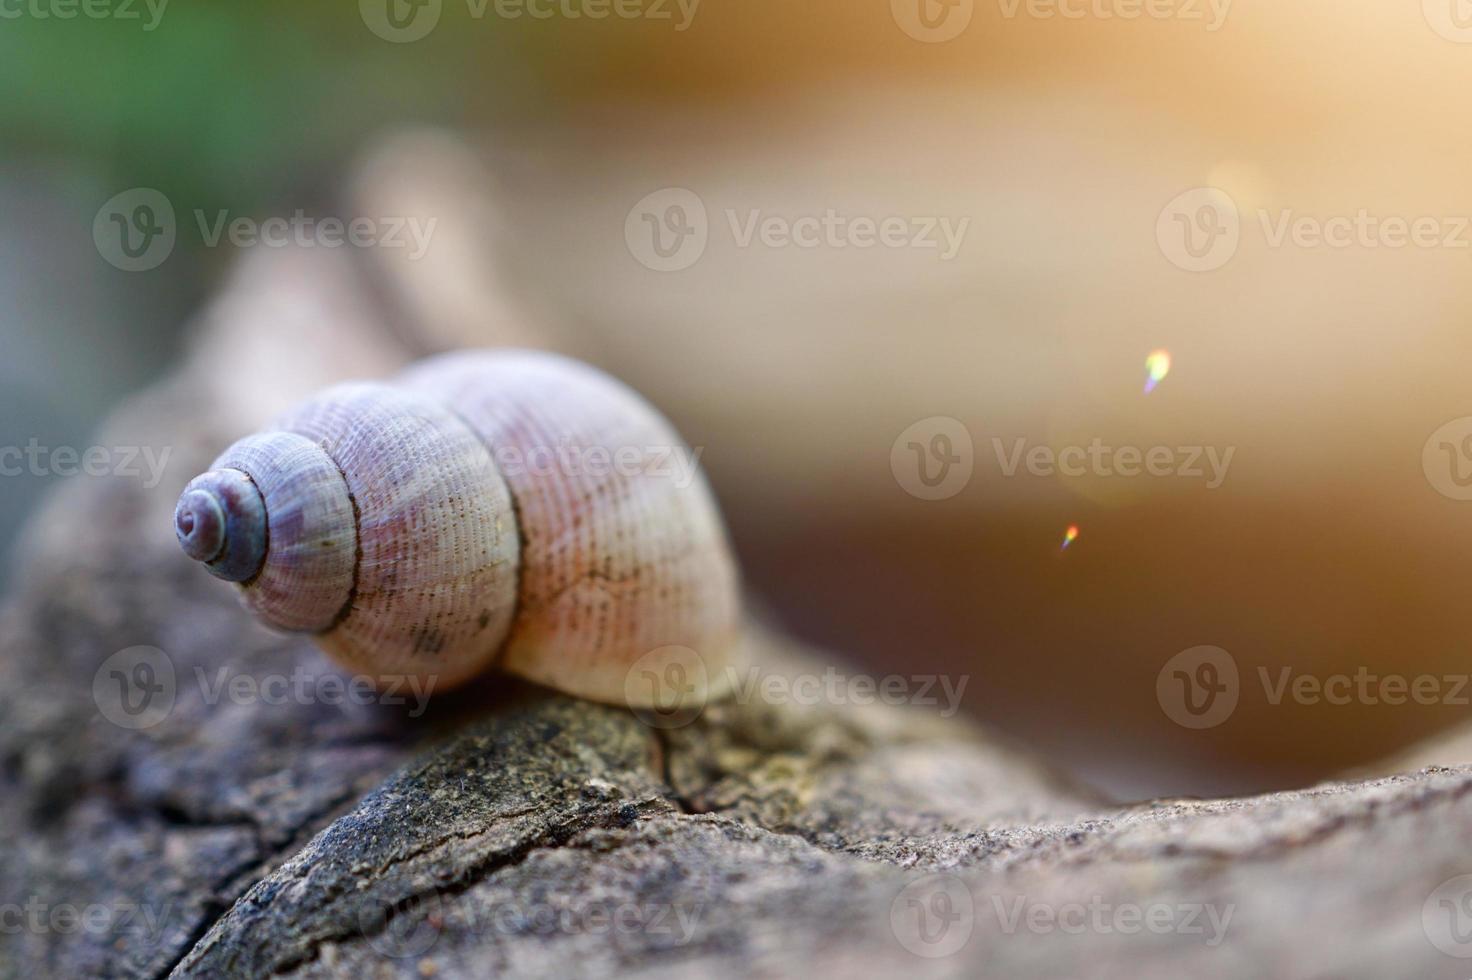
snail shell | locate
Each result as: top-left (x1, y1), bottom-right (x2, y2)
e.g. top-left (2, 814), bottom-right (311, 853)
top-left (173, 350), bottom-right (740, 703)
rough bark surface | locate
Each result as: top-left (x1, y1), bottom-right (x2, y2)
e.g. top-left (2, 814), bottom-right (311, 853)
top-left (5, 251), bottom-right (1472, 979)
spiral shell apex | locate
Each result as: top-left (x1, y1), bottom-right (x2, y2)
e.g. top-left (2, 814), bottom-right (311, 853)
top-left (175, 350), bottom-right (741, 703)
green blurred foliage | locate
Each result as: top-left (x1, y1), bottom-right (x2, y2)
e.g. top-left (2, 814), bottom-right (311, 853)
top-left (0, 3), bottom-right (524, 206)
top-left (0, 1), bottom-right (688, 573)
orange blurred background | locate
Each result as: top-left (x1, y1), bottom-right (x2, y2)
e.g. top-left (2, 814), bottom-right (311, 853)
top-left (7, 0), bottom-right (1472, 797)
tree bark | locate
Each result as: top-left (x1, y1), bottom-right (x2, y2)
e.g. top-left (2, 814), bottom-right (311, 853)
top-left (4, 246), bottom-right (1472, 980)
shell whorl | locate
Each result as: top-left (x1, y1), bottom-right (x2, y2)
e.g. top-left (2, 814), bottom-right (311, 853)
top-left (207, 431), bottom-right (358, 632)
top-left (175, 468), bottom-right (266, 582)
top-left (399, 351), bottom-right (741, 703)
top-left (175, 350), bottom-right (739, 703)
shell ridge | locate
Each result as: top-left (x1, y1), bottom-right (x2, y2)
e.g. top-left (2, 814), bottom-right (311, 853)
top-left (438, 402), bottom-right (526, 673)
top-left (234, 469), bottom-right (270, 588)
top-left (315, 448), bottom-right (363, 636)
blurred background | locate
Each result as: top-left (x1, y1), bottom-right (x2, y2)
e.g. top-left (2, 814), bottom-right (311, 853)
top-left (5, 0), bottom-right (1472, 800)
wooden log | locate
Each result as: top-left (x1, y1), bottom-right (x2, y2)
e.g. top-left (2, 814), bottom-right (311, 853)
top-left (4, 240), bottom-right (1472, 980)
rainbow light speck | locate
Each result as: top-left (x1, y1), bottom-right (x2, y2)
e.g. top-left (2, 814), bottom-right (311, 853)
top-left (1144, 349), bottom-right (1172, 394)
top-left (1061, 524), bottom-right (1080, 550)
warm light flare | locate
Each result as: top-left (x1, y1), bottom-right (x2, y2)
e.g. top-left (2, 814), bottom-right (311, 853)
top-left (1144, 349), bottom-right (1172, 395)
top-left (1061, 524), bottom-right (1080, 550)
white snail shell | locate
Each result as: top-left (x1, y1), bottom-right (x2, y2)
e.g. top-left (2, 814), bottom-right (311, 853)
top-left (173, 350), bottom-right (740, 703)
